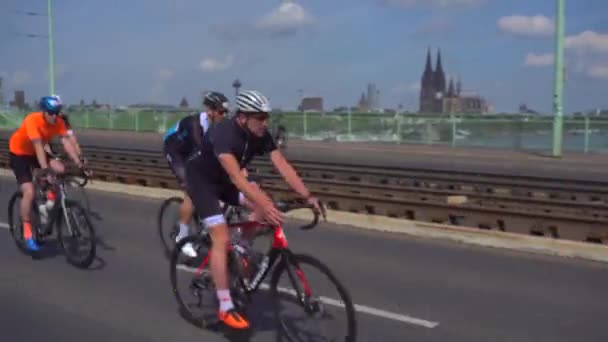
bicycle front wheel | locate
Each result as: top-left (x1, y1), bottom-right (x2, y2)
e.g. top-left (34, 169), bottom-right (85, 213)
top-left (270, 253), bottom-right (357, 342)
top-left (57, 200), bottom-right (96, 268)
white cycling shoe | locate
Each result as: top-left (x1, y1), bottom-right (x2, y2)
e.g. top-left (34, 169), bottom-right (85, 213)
top-left (175, 236), bottom-right (198, 258)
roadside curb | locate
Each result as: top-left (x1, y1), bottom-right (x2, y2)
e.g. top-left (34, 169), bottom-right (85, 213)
top-left (2, 168), bottom-right (606, 263)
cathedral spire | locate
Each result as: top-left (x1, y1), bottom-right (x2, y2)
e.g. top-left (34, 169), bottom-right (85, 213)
top-left (434, 48), bottom-right (446, 94)
top-left (447, 78), bottom-right (455, 97)
top-left (425, 46), bottom-right (433, 74)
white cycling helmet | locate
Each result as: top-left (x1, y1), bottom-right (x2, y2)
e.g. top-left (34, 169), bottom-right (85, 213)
top-left (236, 90), bottom-right (272, 113)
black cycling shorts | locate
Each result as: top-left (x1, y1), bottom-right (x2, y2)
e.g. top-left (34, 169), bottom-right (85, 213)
top-left (9, 153), bottom-right (42, 185)
top-left (185, 162), bottom-right (241, 229)
top-left (163, 139), bottom-right (188, 189)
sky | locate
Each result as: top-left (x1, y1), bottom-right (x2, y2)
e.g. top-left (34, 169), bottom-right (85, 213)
top-left (1, 0), bottom-right (608, 113)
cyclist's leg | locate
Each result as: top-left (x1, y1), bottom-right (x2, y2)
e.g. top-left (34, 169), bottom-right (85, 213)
top-left (186, 171), bottom-right (249, 329)
top-left (10, 153), bottom-right (40, 250)
top-left (179, 192), bottom-right (194, 232)
top-left (163, 143), bottom-right (192, 239)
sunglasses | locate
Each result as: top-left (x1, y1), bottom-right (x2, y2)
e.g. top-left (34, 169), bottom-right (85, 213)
top-left (248, 112), bottom-right (269, 121)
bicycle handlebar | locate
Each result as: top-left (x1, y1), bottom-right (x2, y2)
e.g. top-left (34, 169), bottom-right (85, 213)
top-left (35, 167), bottom-right (90, 188)
top-left (275, 200), bottom-right (327, 231)
top-left (45, 150), bottom-right (91, 187)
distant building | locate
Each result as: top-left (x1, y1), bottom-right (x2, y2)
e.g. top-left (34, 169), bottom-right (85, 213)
top-left (419, 48), bottom-right (489, 114)
top-left (299, 97), bottom-right (323, 112)
top-left (9, 90), bottom-right (26, 110)
top-left (357, 93), bottom-right (369, 112)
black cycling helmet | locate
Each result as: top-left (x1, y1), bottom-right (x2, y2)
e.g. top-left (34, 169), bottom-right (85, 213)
top-left (203, 91), bottom-right (230, 112)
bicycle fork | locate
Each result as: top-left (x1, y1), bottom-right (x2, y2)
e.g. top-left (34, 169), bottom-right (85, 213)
top-left (280, 251), bottom-right (317, 314)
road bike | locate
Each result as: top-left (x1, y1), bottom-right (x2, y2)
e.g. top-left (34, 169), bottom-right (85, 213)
top-left (7, 166), bottom-right (96, 268)
top-left (169, 200), bottom-right (357, 341)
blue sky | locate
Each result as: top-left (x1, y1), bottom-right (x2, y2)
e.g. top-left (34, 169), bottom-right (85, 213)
top-left (1, 0), bottom-right (607, 113)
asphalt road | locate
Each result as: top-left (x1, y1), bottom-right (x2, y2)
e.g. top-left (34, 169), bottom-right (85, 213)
top-left (2, 128), bottom-right (608, 181)
top-left (1, 177), bottom-right (607, 342)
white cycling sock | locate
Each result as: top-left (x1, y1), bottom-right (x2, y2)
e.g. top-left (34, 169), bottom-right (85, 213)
top-left (217, 289), bottom-right (234, 312)
top-left (177, 223), bottom-right (189, 240)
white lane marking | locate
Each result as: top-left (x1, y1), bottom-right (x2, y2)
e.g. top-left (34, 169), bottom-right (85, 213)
top-left (0, 221), bottom-right (440, 328)
top-left (176, 264), bottom-right (439, 328)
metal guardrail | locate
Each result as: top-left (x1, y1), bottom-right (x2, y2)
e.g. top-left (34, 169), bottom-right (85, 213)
top-left (0, 140), bottom-right (606, 244)
top-left (3, 110), bottom-right (608, 153)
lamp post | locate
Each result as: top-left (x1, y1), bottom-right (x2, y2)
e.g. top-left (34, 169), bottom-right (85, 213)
top-left (552, 0), bottom-right (565, 157)
top-left (15, 0), bottom-right (56, 94)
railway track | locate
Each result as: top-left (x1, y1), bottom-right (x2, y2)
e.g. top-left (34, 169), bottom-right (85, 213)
top-left (1, 140), bottom-right (607, 245)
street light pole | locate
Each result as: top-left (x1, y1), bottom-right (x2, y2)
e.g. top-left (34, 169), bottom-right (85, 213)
top-left (552, 0), bottom-right (565, 157)
top-left (48, 0), bottom-right (56, 95)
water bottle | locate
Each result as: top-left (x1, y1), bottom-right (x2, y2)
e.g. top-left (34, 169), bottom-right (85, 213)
top-left (38, 202), bottom-right (48, 225)
top-left (38, 191), bottom-right (56, 226)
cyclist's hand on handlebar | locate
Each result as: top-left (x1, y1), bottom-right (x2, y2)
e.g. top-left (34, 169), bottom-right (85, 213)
top-left (261, 200), bottom-right (283, 226)
top-left (40, 167), bottom-right (57, 184)
top-left (306, 196), bottom-right (327, 221)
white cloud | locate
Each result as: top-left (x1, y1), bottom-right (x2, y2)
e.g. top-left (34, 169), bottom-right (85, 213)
top-left (158, 68), bottom-right (174, 80)
top-left (563, 30), bottom-right (608, 80)
top-left (198, 55), bottom-right (234, 72)
top-left (382, 0), bottom-right (485, 8)
top-left (212, 1), bottom-right (314, 41)
top-left (497, 15), bottom-right (553, 37)
top-left (523, 53), bottom-right (554, 67)
top-left (565, 31), bottom-right (608, 53)
top-left (255, 1), bottom-right (314, 36)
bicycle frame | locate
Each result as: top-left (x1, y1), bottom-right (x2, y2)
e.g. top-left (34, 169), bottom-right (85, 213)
top-left (193, 220), bottom-right (313, 298)
top-left (38, 176), bottom-right (77, 236)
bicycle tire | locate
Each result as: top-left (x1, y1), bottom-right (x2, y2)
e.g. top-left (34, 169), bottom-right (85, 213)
top-left (57, 200), bottom-right (96, 268)
top-left (158, 196), bottom-right (186, 259)
top-left (8, 191), bottom-right (45, 255)
top-left (8, 192), bottom-right (28, 254)
top-left (270, 253), bottom-right (357, 342)
top-left (170, 234), bottom-right (217, 328)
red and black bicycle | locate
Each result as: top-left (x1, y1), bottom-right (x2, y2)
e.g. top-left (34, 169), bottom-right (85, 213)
top-left (169, 201), bottom-right (357, 341)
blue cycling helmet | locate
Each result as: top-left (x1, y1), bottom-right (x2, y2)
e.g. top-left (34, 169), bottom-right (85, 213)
top-left (39, 95), bottom-right (63, 115)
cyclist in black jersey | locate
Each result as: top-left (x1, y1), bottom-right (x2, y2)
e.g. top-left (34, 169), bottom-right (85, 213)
top-left (163, 91), bottom-right (230, 257)
top-left (184, 90), bottom-right (322, 330)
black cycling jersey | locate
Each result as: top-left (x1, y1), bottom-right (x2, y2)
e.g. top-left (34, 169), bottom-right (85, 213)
top-left (190, 116), bottom-right (277, 183)
top-left (163, 112), bottom-right (208, 158)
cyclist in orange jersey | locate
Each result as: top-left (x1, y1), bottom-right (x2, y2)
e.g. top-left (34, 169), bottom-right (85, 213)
top-left (8, 95), bottom-right (84, 252)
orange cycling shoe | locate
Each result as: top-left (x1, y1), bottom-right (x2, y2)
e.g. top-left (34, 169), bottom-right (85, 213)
top-left (218, 309), bottom-right (250, 329)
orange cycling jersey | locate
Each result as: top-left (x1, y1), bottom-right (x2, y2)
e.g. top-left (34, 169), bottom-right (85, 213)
top-left (9, 112), bottom-right (68, 156)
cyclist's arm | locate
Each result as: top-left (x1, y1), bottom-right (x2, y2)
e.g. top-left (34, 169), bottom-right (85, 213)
top-left (269, 150), bottom-right (311, 200)
top-left (61, 135), bottom-right (82, 168)
top-left (218, 153), bottom-right (272, 207)
top-left (43, 143), bottom-right (52, 155)
top-left (68, 135), bottom-right (82, 155)
top-left (32, 140), bottom-right (50, 169)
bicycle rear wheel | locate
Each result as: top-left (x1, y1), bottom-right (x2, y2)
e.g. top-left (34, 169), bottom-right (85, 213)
top-left (170, 234), bottom-right (218, 328)
top-left (158, 196), bottom-right (204, 259)
top-left (57, 200), bottom-right (96, 268)
top-left (270, 253), bottom-right (357, 342)
top-left (8, 191), bottom-right (44, 255)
